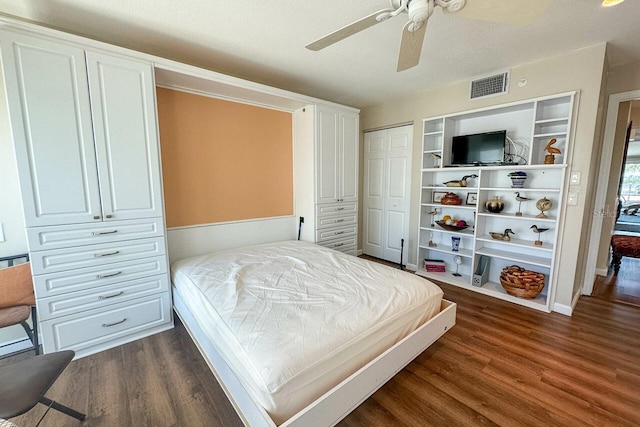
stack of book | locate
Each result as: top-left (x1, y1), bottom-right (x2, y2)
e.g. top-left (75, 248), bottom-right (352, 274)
top-left (424, 258), bottom-right (445, 273)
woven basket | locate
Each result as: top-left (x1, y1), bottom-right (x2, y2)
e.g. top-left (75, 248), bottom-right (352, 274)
top-left (499, 265), bottom-right (545, 299)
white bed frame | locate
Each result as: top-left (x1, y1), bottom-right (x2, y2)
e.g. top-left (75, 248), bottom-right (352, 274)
top-left (173, 290), bottom-right (456, 426)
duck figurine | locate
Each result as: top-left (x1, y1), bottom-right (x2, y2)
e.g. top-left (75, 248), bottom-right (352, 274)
top-left (443, 174), bottom-right (478, 187)
top-left (530, 225), bottom-right (549, 246)
top-left (489, 228), bottom-right (515, 241)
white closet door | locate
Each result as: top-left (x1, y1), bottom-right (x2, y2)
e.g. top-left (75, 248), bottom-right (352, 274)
top-left (316, 106), bottom-right (339, 203)
top-left (383, 126), bottom-right (413, 263)
top-left (340, 111), bottom-right (359, 203)
top-left (363, 130), bottom-right (386, 258)
top-left (86, 52), bottom-right (163, 221)
top-left (363, 125), bottom-right (413, 263)
top-left (0, 32), bottom-right (101, 226)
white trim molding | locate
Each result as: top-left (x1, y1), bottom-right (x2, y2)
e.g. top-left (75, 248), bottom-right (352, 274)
top-left (553, 290), bottom-right (582, 316)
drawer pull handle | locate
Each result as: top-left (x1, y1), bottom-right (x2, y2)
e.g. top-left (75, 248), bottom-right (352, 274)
top-left (105, 214), bottom-right (113, 219)
top-left (99, 291), bottom-right (124, 300)
top-left (334, 243), bottom-right (344, 247)
top-left (93, 230), bottom-right (118, 236)
top-left (102, 318), bottom-right (127, 327)
top-left (94, 250), bottom-right (120, 258)
top-left (335, 219), bottom-right (344, 223)
top-left (335, 207), bottom-right (345, 211)
top-left (335, 231), bottom-right (345, 235)
top-left (96, 271), bottom-right (122, 279)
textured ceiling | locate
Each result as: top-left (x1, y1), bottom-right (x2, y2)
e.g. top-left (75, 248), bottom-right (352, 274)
top-left (0, 0), bottom-right (638, 108)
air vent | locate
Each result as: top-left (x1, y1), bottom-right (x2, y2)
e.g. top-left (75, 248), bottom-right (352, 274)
top-left (470, 71), bottom-right (509, 100)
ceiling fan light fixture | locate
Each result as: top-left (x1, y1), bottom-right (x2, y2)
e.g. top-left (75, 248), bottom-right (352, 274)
top-left (602, 0), bottom-right (624, 6)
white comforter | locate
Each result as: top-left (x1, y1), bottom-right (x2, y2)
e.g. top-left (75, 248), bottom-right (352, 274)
top-left (171, 240), bottom-right (443, 424)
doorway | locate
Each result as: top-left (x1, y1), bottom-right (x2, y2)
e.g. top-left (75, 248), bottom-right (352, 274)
top-left (362, 125), bottom-right (413, 264)
top-left (584, 91), bottom-right (640, 296)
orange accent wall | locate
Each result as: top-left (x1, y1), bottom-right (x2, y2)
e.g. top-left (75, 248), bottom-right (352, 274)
top-left (157, 87), bottom-right (293, 228)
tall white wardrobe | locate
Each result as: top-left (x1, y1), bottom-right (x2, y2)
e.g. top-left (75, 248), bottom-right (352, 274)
top-left (0, 31), bottom-right (172, 358)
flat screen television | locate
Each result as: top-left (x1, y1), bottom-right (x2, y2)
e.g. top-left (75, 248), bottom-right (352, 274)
top-left (450, 130), bottom-right (506, 166)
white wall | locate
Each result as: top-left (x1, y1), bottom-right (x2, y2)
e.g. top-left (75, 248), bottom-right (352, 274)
top-left (0, 67), bottom-right (31, 349)
top-left (359, 44), bottom-right (608, 311)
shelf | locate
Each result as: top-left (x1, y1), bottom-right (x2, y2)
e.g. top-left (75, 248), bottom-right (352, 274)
top-left (533, 132), bottom-right (567, 138)
top-left (477, 212), bottom-right (556, 222)
top-left (474, 247), bottom-right (552, 268)
top-left (479, 187), bottom-right (561, 193)
top-left (423, 149), bottom-right (442, 154)
top-left (415, 268), bottom-right (470, 287)
top-left (535, 117), bottom-right (570, 125)
top-left (473, 280), bottom-right (548, 311)
top-left (421, 203), bottom-right (478, 210)
top-left (419, 244), bottom-right (474, 258)
top-left (476, 235), bottom-right (553, 251)
top-left (423, 131), bottom-right (443, 136)
top-left (420, 225), bottom-right (475, 237)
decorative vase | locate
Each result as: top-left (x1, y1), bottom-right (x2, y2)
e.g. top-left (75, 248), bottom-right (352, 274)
top-left (510, 176), bottom-right (527, 188)
top-left (536, 197), bottom-right (552, 218)
top-left (485, 196), bottom-right (505, 213)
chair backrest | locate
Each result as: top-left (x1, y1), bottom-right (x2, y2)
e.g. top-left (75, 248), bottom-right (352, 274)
top-left (0, 262), bottom-right (34, 309)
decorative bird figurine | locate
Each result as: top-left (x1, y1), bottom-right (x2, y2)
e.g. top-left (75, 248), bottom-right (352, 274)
top-left (427, 208), bottom-right (439, 226)
top-left (489, 228), bottom-right (515, 241)
top-left (431, 153), bottom-right (442, 168)
top-left (530, 225), bottom-right (549, 246)
top-left (544, 138), bottom-right (561, 164)
top-left (444, 174), bottom-right (478, 187)
top-left (514, 192), bottom-right (530, 216)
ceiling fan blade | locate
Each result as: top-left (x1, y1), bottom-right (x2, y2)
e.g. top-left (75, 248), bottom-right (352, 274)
top-left (306, 8), bottom-right (395, 51)
top-left (451, 0), bottom-right (551, 25)
top-left (397, 20), bottom-right (428, 72)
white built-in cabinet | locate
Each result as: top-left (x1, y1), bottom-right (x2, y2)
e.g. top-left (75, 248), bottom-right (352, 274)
top-left (294, 105), bottom-right (360, 255)
top-left (0, 31), bottom-right (172, 357)
top-left (416, 93), bottom-right (575, 312)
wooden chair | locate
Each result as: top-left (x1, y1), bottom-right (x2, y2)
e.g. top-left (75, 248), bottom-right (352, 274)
top-left (0, 255), bottom-right (39, 355)
top-left (0, 350), bottom-right (86, 425)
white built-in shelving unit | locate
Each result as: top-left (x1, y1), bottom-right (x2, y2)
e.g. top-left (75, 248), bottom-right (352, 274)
top-left (416, 92), bottom-right (576, 312)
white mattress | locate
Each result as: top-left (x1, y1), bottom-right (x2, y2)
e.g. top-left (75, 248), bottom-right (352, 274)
top-left (171, 240), bottom-right (443, 424)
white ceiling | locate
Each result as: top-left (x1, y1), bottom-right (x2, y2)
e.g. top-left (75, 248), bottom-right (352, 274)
top-left (0, 0), bottom-right (638, 108)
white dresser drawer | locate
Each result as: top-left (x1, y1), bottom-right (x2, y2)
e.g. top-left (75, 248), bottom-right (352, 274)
top-left (31, 237), bottom-right (166, 275)
top-left (316, 213), bottom-right (357, 230)
top-left (316, 224), bottom-right (357, 242)
top-left (37, 274), bottom-right (169, 321)
top-left (333, 244), bottom-right (357, 256)
top-left (27, 218), bottom-right (164, 251)
top-left (319, 235), bottom-right (358, 251)
top-left (33, 255), bottom-right (168, 298)
top-left (316, 202), bottom-right (358, 218)
top-left (41, 292), bottom-right (172, 355)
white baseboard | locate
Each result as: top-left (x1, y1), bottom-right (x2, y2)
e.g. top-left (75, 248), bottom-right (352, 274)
top-left (553, 290), bottom-right (582, 317)
top-left (407, 263), bottom-right (418, 272)
top-left (595, 267), bottom-right (608, 277)
top-left (357, 249), bottom-right (363, 256)
top-left (0, 337), bottom-right (33, 356)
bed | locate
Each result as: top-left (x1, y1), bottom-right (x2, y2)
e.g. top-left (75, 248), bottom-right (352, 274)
top-left (171, 240), bottom-right (455, 426)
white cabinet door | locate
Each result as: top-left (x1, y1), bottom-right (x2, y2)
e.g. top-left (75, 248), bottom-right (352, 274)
top-left (0, 32), bottom-right (102, 226)
top-left (86, 52), bottom-right (163, 221)
top-left (316, 106), bottom-right (339, 204)
top-left (340, 111), bottom-right (359, 203)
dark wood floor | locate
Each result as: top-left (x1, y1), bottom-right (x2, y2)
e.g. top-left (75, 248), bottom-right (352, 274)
top-left (592, 256), bottom-right (640, 307)
top-left (5, 272), bottom-right (640, 426)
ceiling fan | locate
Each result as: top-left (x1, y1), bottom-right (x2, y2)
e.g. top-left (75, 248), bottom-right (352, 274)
top-left (305, 0), bottom-right (551, 72)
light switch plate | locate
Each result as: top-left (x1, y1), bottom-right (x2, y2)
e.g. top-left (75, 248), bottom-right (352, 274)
top-left (570, 172), bottom-right (581, 185)
top-left (567, 192), bottom-right (578, 206)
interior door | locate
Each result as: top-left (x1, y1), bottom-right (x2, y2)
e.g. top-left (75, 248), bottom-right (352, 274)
top-left (363, 125), bottom-right (413, 263)
top-left (383, 127), bottom-right (413, 262)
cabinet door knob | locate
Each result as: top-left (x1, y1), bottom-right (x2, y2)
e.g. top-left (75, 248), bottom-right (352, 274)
top-left (105, 214), bottom-right (113, 219)
top-left (93, 215), bottom-right (101, 220)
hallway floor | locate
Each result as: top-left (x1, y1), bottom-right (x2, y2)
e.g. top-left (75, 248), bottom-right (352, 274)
top-left (593, 256), bottom-right (640, 307)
